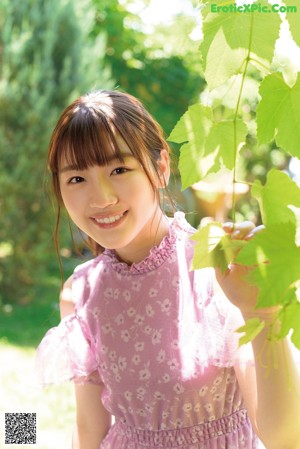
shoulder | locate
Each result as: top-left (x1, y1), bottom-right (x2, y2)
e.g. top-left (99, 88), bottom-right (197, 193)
top-left (59, 255), bottom-right (104, 319)
top-left (73, 253), bottom-right (106, 278)
top-left (62, 254), bottom-right (108, 316)
top-left (60, 274), bottom-right (74, 319)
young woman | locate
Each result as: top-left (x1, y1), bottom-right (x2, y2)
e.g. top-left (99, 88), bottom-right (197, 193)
top-left (37, 90), bottom-right (300, 449)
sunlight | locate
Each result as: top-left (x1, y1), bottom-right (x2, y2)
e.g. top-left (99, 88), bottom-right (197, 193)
top-left (122, 0), bottom-right (197, 31)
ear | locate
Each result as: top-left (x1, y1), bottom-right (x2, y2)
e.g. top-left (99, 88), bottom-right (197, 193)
top-left (156, 149), bottom-right (170, 188)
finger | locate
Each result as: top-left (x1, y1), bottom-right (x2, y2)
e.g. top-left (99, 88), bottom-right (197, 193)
top-left (223, 221), bottom-right (255, 239)
top-left (223, 222), bottom-right (235, 234)
top-left (244, 224), bottom-right (265, 240)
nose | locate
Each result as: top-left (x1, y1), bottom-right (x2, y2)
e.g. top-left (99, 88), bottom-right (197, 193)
top-left (89, 178), bottom-right (118, 209)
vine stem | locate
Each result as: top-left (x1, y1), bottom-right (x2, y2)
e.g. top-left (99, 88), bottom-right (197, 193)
top-left (231, 13), bottom-right (254, 223)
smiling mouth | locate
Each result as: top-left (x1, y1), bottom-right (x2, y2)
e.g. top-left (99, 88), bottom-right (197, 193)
top-left (93, 211), bottom-right (127, 225)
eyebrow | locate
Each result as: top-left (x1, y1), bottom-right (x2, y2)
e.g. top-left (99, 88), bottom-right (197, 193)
top-left (59, 153), bottom-right (135, 173)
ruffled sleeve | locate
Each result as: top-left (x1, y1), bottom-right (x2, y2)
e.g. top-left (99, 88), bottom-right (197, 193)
top-left (190, 267), bottom-right (255, 368)
top-left (35, 314), bottom-right (102, 386)
top-left (195, 269), bottom-right (300, 367)
top-left (211, 293), bottom-right (255, 366)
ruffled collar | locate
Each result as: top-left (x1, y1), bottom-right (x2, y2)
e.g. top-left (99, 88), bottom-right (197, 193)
top-left (102, 211), bottom-right (192, 274)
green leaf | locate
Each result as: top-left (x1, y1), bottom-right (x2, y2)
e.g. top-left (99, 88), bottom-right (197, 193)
top-left (190, 222), bottom-right (246, 273)
top-left (205, 119), bottom-right (248, 172)
top-left (168, 104), bottom-right (212, 145)
top-left (236, 222), bottom-right (300, 307)
top-left (289, 206), bottom-right (300, 246)
top-left (168, 104), bottom-right (247, 190)
top-left (200, 0), bottom-right (281, 89)
top-left (277, 302), bottom-right (300, 349)
top-left (204, 27), bottom-right (247, 90)
top-left (256, 73), bottom-right (300, 158)
top-left (285, 0), bottom-right (300, 47)
top-left (251, 169), bottom-right (300, 226)
top-left (168, 104), bottom-right (214, 190)
top-left (236, 317), bottom-right (265, 346)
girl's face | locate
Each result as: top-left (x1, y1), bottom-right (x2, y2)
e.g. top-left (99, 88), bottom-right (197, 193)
top-left (59, 136), bottom-right (170, 264)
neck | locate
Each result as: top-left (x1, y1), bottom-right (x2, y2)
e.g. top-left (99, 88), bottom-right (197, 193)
top-left (115, 211), bottom-right (170, 265)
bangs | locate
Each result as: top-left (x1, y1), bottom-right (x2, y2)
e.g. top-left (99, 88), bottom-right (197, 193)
top-left (52, 104), bottom-right (125, 172)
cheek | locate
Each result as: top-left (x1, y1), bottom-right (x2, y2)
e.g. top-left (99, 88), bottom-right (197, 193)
top-left (128, 173), bottom-right (157, 201)
top-left (60, 189), bottom-right (81, 216)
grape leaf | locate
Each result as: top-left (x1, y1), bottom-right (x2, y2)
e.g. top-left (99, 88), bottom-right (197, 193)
top-left (204, 119), bottom-right (248, 172)
top-left (168, 104), bottom-right (212, 146)
top-left (285, 0), bottom-right (300, 47)
top-left (236, 318), bottom-right (265, 346)
top-left (200, 0), bottom-right (280, 89)
top-left (168, 104), bottom-right (247, 190)
top-left (289, 206), bottom-right (300, 246)
top-left (256, 73), bottom-right (300, 158)
top-left (236, 222), bottom-right (300, 307)
top-left (252, 169), bottom-right (300, 226)
top-left (204, 27), bottom-right (247, 90)
top-left (168, 105), bottom-right (215, 190)
top-left (190, 222), bottom-right (246, 273)
top-left (277, 302), bottom-right (300, 349)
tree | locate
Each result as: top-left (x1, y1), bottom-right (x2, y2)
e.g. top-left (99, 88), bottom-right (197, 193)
top-left (91, 0), bottom-right (204, 135)
top-left (0, 0), bottom-right (111, 303)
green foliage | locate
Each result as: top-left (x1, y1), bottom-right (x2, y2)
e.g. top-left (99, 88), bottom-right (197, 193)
top-left (169, 104), bottom-right (247, 189)
top-left (277, 303), bottom-right (300, 348)
top-left (257, 73), bottom-right (300, 157)
top-left (0, 0), bottom-right (110, 303)
top-left (251, 169), bottom-right (300, 226)
top-left (169, 105), bottom-right (212, 188)
top-left (91, 0), bottom-right (204, 134)
top-left (236, 318), bottom-right (266, 346)
top-left (236, 222), bottom-right (300, 307)
top-left (237, 146), bottom-right (300, 318)
top-left (190, 222), bottom-right (246, 273)
top-left (170, 0), bottom-right (300, 348)
top-left (285, 0), bottom-right (300, 47)
top-left (200, 0), bottom-right (280, 89)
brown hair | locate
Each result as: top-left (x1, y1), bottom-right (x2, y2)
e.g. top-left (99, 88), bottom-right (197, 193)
top-left (48, 89), bottom-right (175, 257)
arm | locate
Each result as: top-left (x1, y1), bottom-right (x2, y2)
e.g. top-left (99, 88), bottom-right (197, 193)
top-left (234, 319), bottom-right (300, 449)
top-left (60, 276), bottom-right (112, 449)
top-left (72, 382), bottom-right (112, 449)
top-left (60, 274), bottom-right (76, 319)
top-left (217, 223), bottom-right (300, 449)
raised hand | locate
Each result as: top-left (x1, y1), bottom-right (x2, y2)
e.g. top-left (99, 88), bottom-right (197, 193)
top-left (215, 221), bottom-right (267, 316)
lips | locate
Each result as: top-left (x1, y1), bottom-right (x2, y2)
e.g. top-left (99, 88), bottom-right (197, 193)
top-left (95, 213), bottom-right (124, 224)
top-left (91, 211), bottom-right (128, 226)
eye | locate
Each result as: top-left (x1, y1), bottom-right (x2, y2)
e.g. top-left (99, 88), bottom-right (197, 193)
top-left (111, 167), bottom-right (129, 175)
top-left (68, 176), bottom-right (85, 184)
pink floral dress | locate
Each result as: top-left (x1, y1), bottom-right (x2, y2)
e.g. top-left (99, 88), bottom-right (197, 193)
top-left (36, 212), bottom-right (260, 449)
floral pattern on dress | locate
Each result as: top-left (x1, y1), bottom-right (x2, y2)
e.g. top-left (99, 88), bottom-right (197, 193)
top-left (37, 212), bottom-right (260, 448)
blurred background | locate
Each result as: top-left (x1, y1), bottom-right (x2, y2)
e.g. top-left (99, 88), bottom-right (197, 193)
top-left (0, 0), bottom-right (293, 447)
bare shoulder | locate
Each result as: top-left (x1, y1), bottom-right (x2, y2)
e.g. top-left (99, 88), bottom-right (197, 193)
top-left (59, 274), bottom-right (75, 319)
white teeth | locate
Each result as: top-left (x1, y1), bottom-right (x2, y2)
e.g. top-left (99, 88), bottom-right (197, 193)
top-left (95, 213), bottom-right (124, 224)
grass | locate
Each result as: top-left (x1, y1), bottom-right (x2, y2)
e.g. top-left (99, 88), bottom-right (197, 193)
top-left (0, 254), bottom-right (80, 347)
top-left (0, 258), bottom-right (79, 448)
top-left (0, 342), bottom-right (75, 449)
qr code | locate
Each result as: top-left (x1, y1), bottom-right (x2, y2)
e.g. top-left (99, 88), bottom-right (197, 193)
top-left (5, 413), bottom-right (36, 445)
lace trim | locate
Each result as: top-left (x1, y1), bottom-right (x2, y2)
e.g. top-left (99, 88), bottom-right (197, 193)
top-left (102, 212), bottom-right (193, 274)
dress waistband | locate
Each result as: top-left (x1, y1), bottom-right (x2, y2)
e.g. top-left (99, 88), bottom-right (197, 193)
top-left (115, 409), bottom-right (249, 447)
